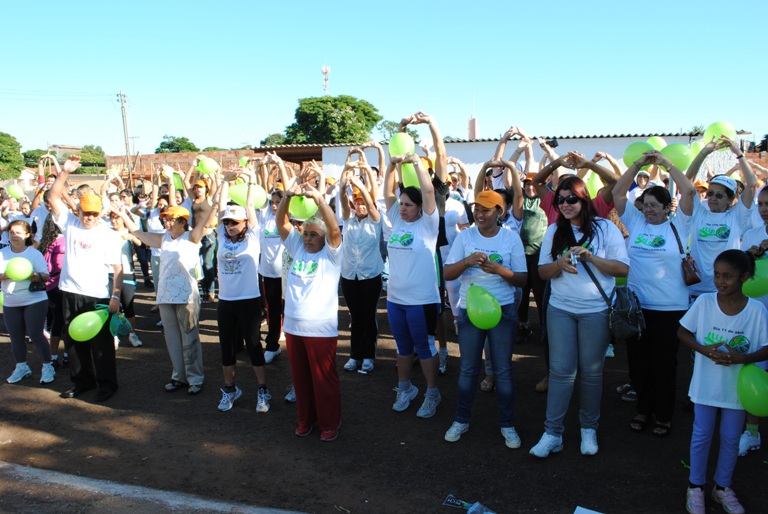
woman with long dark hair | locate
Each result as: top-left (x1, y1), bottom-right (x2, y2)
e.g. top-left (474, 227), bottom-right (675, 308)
top-left (39, 214), bottom-right (66, 367)
top-left (530, 176), bottom-right (629, 458)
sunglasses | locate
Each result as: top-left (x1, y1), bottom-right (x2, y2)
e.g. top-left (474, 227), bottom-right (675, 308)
top-left (222, 219), bottom-right (243, 226)
top-left (706, 191), bottom-right (727, 200)
top-left (555, 195), bottom-right (580, 205)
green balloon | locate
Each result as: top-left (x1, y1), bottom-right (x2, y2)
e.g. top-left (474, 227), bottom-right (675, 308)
top-left (615, 276), bottom-right (627, 286)
top-left (647, 136), bottom-right (667, 150)
top-left (5, 257), bottom-right (33, 281)
top-left (690, 140), bottom-right (704, 157)
top-left (703, 121), bottom-right (736, 149)
top-left (737, 364), bottom-right (768, 417)
top-left (0, 291), bottom-right (4, 308)
top-left (289, 196), bottom-right (318, 220)
top-left (238, 156), bottom-right (250, 167)
top-left (7, 184), bottom-right (24, 199)
top-left (229, 183), bottom-right (267, 209)
top-left (401, 163), bottom-right (420, 189)
top-left (466, 284), bottom-right (502, 330)
top-left (585, 171), bottom-right (602, 198)
top-left (743, 259), bottom-right (768, 298)
top-left (622, 141), bottom-right (654, 168)
top-left (661, 144), bottom-right (693, 171)
top-left (198, 157), bottom-right (219, 174)
top-left (68, 308), bottom-right (110, 342)
top-left (173, 175), bottom-right (184, 191)
top-left (389, 133), bottom-right (415, 157)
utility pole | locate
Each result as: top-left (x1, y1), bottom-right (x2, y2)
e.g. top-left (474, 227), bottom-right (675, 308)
top-left (117, 91), bottom-right (131, 168)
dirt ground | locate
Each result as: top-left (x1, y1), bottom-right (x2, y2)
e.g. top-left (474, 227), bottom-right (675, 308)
top-left (1, 287), bottom-right (766, 514)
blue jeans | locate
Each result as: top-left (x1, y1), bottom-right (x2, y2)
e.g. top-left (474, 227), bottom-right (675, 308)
top-left (455, 303), bottom-right (517, 427)
top-left (544, 305), bottom-right (609, 436)
top-left (690, 403), bottom-right (744, 488)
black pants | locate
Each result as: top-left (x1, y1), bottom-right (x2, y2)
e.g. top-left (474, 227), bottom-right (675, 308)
top-left (517, 251), bottom-right (546, 326)
top-left (61, 291), bottom-right (117, 391)
top-left (217, 297), bottom-right (264, 367)
top-left (260, 275), bottom-right (283, 352)
top-left (134, 243), bottom-right (151, 281)
top-left (341, 275), bottom-right (382, 361)
top-left (46, 287), bottom-right (65, 338)
top-left (626, 308), bottom-right (686, 423)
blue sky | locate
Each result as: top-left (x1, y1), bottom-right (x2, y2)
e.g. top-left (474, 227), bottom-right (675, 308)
top-left (2, 0), bottom-right (765, 156)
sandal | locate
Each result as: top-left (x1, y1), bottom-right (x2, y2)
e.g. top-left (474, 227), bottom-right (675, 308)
top-left (630, 416), bottom-right (648, 433)
top-left (616, 383), bottom-right (633, 395)
top-left (652, 422), bottom-right (672, 437)
top-left (164, 379), bottom-right (188, 392)
top-left (480, 377), bottom-right (495, 392)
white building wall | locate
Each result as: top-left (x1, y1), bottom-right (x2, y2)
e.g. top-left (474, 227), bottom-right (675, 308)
top-left (322, 135), bottom-right (696, 183)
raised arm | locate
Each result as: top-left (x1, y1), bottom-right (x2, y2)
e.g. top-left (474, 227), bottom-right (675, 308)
top-left (720, 136), bottom-right (757, 206)
top-left (303, 183), bottom-right (341, 249)
top-left (116, 205), bottom-right (164, 248)
top-left (383, 159), bottom-right (398, 211)
top-left (564, 152), bottom-right (619, 204)
top-left (501, 159), bottom-right (524, 219)
top-left (412, 112), bottom-right (448, 182)
top-left (349, 173), bottom-right (380, 223)
top-left (49, 156), bottom-right (81, 218)
top-left (611, 156), bottom-right (652, 216)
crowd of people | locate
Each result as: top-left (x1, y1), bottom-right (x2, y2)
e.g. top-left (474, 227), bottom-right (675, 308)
top-left (1, 115), bottom-right (767, 514)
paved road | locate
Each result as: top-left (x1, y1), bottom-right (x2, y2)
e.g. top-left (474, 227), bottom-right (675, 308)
top-left (0, 460), bottom-right (305, 514)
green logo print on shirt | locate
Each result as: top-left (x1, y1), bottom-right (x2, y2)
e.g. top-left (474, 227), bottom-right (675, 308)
top-left (291, 259), bottom-right (318, 277)
top-left (389, 232), bottom-right (414, 247)
top-left (633, 235), bottom-right (666, 248)
top-left (703, 332), bottom-right (750, 354)
top-left (698, 226), bottom-right (731, 240)
top-left (488, 253), bottom-right (503, 264)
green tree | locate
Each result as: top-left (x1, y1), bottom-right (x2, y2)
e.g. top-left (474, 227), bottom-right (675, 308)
top-left (758, 134), bottom-right (768, 152)
top-left (77, 145), bottom-right (106, 164)
top-left (690, 125), bottom-right (705, 135)
top-left (284, 95), bottom-right (382, 144)
top-left (376, 120), bottom-right (419, 142)
top-left (259, 133), bottom-right (287, 146)
top-left (23, 148), bottom-right (49, 165)
top-left (0, 132), bottom-right (24, 180)
top-left (202, 146), bottom-right (226, 152)
top-left (155, 135), bottom-right (199, 154)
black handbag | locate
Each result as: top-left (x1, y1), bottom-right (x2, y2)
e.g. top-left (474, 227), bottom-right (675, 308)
top-left (582, 262), bottom-right (645, 341)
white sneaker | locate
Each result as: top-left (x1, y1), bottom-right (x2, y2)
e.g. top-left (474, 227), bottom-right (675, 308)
top-left (711, 487), bottom-right (745, 514)
top-left (43, 328), bottom-right (51, 339)
top-left (156, 320), bottom-right (163, 327)
top-left (40, 363), bottom-right (55, 384)
top-left (256, 388), bottom-right (271, 413)
top-left (686, 487), bottom-right (705, 514)
top-left (284, 385), bottom-right (296, 403)
top-left (279, 331), bottom-right (286, 342)
top-left (362, 359), bottom-right (374, 372)
top-left (343, 358), bottom-right (358, 372)
top-left (129, 332), bottom-right (143, 347)
top-left (738, 430), bottom-right (761, 456)
top-left (392, 386), bottom-right (419, 412)
top-left (114, 336), bottom-right (120, 349)
top-left (7, 363), bottom-right (32, 384)
top-left (501, 427), bottom-right (521, 449)
top-left (444, 422), bottom-right (469, 442)
top-left (218, 386), bottom-right (242, 412)
top-left (580, 428), bottom-right (599, 456)
top-left (416, 393), bottom-right (441, 418)
top-left (529, 432), bottom-right (563, 458)
top-left (264, 349), bottom-right (281, 364)
top-left (605, 344), bottom-right (615, 358)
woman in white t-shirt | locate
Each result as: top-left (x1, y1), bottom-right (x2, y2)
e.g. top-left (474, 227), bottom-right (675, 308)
top-left (613, 151), bottom-right (696, 436)
top-left (259, 188), bottom-right (286, 362)
top-left (339, 168), bottom-right (383, 373)
top-left (443, 190), bottom-right (528, 447)
top-left (383, 154), bottom-right (443, 419)
top-left (1, 220), bottom-right (53, 385)
top-left (119, 204), bottom-right (212, 395)
top-left (276, 181), bottom-right (342, 441)
top-left (678, 136), bottom-right (757, 300)
top-left (530, 176), bottom-right (629, 458)
top-left (212, 171), bottom-right (271, 414)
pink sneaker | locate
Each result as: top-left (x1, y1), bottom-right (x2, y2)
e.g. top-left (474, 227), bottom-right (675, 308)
top-left (686, 487), bottom-right (705, 514)
top-left (711, 487), bottom-right (745, 514)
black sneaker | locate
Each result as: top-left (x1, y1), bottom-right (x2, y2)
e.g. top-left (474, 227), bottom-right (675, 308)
top-left (144, 279), bottom-right (154, 290)
top-left (61, 356), bottom-right (69, 369)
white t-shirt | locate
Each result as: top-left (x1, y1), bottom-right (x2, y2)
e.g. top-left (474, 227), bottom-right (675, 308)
top-left (30, 205), bottom-right (50, 243)
top-left (539, 218), bottom-right (630, 314)
top-left (442, 197), bottom-right (469, 261)
top-left (341, 214), bottom-right (383, 280)
top-left (54, 211), bottom-right (122, 299)
top-left (258, 208), bottom-right (283, 278)
top-left (146, 209), bottom-right (166, 257)
top-left (446, 227), bottom-right (527, 309)
top-left (156, 232), bottom-right (201, 304)
top-left (677, 198), bottom-right (752, 297)
top-left (620, 205), bottom-right (689, 310)
top-left (1, 212), bottom-right (27, 245)
top-left (384, 203), bottom-right (440, 306)
top-left (680, 293), bottom-right (768, 409)
top-left (500, 210), bottom-right (522, 234)
top-left (741, 225), bottom-right (768, 310)
top-left (0, 246), bottom-right (49, 307)
top-left (282, 229), bottom-right (341, 337)
top-left (216, 224), bottom-right (261, 301)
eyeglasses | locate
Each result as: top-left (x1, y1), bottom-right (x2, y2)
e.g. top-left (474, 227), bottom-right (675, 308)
top-left (555, 195), bottom-right (580, 205)
top-left (642, 203), bottom-right (664, 210)
top-left (81, 211), bottom-right (100, 218)
top-left (222, 219), bottom-right (242, 226)
top-left (706, 191), bottom-right (727, 200)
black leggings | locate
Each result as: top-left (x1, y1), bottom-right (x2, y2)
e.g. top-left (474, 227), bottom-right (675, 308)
top-left (46, 287), bottom-right (65, 338)
top-left (217, 297), bottom-right (264, 367)
top-left (341, 275), bottom-right (382, 360)
top-left (260, 275), bottom-right (283, 351)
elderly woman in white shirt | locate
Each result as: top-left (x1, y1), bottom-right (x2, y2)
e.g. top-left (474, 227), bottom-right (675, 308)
top-left (339, 157), bottom-right (384, 373)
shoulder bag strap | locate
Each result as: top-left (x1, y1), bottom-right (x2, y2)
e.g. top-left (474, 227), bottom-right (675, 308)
top-left (581, 261), bottom-right (612, 308)
top-left (669, 222), bottom-right (686, 257)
